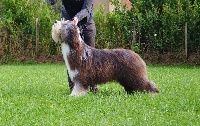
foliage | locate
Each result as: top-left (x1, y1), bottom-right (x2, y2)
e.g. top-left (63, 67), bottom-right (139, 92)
top-left (129, 0), bottom-right (200, 53)
top-left (94, 0), bottom-right (200, 54)
top-left (94, 3), bottom-right (134, 49)
top-left (0, 0), bottom-right (200, 63)
top-left (0, 0), bottom-right (59, 54)
top-left (0, 64), bottom-right (199, 125)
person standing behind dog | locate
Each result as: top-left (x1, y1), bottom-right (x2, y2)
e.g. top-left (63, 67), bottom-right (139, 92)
top-left (50, 0), bottom-right (98, 92)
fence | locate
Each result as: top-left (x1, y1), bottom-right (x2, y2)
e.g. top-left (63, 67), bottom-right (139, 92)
top-left (0, 18), bottom-right (199, 64)
top-left (0, 18), bottom-right (62, 63)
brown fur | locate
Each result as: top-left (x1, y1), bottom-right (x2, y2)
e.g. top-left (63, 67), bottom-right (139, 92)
top-left (60, 21), bottom-right (159, 94)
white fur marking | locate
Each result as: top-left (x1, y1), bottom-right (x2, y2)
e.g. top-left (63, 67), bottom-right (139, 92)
top-left (69, 83), bottom-right (87, 96)
top-left (52, 21), bottom-right (62, 43)
top-left (61, 43), bottom-right (79, 81)
top-left (77, 28), bottom-right (86, 60)
top-left (78, 30), bottom-right (83, 45)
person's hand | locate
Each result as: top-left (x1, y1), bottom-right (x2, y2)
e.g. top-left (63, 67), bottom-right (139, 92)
top-left (73, 17), bottom-right (78, 25)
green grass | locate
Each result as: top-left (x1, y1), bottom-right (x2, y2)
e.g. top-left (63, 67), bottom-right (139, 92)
top-left (0, 64), bottom-right (199, 126)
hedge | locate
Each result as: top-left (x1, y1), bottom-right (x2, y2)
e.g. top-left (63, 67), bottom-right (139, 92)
top-left (0, 0), bottom-right (199, 64)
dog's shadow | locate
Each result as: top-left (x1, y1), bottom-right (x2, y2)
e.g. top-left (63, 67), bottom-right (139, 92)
top-left (89, 83), bottom-right (129, 97)
top-left (91, 89), bottom-right (125, 97)
top-left (64, 82), bottom-right (127, 97)
top-left (65, 83), bottom-right (153, 97)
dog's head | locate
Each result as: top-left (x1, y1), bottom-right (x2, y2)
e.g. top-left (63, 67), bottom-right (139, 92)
top-left (52, 20), bottom-right (62, 43)
top-left (52, 19), bottom-right (80, 45)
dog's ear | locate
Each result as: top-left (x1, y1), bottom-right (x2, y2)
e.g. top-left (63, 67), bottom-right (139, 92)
top-left (61, 18), bottom-right (66, 22)
top-left (61, 19), bottom-right (71, 26)
top-left (61, 18), bottom-right (65, 24)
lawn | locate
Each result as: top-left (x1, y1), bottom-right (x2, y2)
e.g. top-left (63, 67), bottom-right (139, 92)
top-left (0, 64), bottom-right (199, 126)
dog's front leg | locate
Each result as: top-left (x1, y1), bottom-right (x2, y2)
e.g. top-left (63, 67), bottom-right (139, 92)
top-left (69, 83), bottom-right (88, 96)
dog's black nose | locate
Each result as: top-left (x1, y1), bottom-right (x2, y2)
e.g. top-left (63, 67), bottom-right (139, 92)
top-left (54, 21), bottom-right (57, 23)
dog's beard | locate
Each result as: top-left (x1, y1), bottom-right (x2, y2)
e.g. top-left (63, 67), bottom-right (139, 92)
top-left (52, 21), bottom-right (62, 43)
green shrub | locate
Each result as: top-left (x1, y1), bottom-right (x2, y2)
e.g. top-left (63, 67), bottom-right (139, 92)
top-left (95, 0), bottom-right (200, 54)
top-left (0, 0), bottom-right (59, 55)
top-left (94, 3), bottom-right (134, 49)
top-left (129, 0), bottom-right (200, 53)
top-left (0, 0), bottom-right (200, 63)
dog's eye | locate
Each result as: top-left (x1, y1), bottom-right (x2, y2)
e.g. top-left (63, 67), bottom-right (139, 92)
top-left (55, 21), bottom-right (57, 23)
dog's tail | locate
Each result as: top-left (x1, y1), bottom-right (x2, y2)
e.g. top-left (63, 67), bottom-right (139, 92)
top-left (147, 81), bottom-right (159, 93)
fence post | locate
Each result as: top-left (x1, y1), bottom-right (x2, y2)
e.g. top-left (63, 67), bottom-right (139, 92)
top-left (0, 34), bottom-right (4, 56)
top-left (132, 19), bottom-right (137, 47)
top-left (36, 18), bottom-right (40, 56)
top-left (185, 22), bottom-right (188, 59)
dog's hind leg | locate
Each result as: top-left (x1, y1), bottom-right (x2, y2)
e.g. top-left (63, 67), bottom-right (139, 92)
top-left (69, 83), bottom-right (88, 96)
top-left (123, 85), bottom-right (134, 94)
top-left (118, 80), bottom-right (134, 94)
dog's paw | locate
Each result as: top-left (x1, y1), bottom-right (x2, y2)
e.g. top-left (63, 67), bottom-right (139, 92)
top-left (69, 84), bottom-right (88, 97)
top-left (69, 91), bottom-right (87, 97)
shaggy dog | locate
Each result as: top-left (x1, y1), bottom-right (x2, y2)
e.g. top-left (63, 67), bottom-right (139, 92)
top-left (52, 19), bottom-right (159, 96)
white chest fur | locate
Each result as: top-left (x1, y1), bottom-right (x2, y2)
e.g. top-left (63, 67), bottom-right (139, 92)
top-left (61, 43), bottom-right (79, 82)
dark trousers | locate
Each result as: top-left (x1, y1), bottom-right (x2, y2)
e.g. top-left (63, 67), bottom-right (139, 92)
top-left (68, 20), bottom-right (97, 92)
